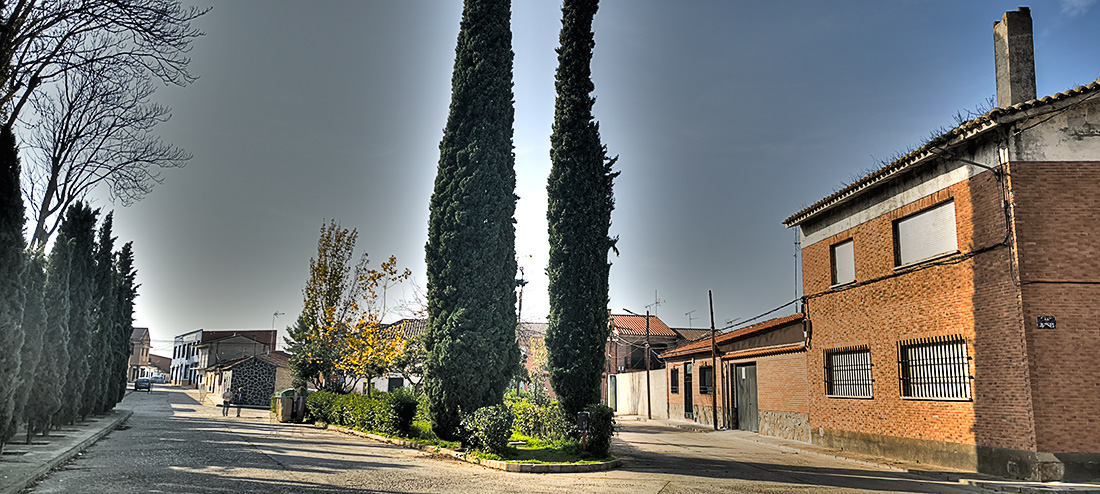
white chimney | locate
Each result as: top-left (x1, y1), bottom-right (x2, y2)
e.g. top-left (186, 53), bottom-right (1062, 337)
top-left (993, 7), bottom-right (1036, 108)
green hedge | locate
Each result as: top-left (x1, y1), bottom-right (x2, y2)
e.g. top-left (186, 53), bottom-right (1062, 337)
top-left (304, 388), bottom-right (419, 437)
top-left (461, 404), bottom-right (513, 454)
top-left (582, 404), bottom-right (615, 457)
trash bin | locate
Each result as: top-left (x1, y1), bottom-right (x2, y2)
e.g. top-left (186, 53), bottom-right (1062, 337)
top-left (275, 396), bottom-right (293, 422)
top-left (273, 389), bottom-right (296, 422)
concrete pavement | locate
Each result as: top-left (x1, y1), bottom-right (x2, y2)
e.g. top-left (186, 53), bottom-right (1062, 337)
top-left (615, 415), bottom-right (1100, 494)
top-left (0, 402), bottom-right (132, 494)
top-left (5, 386), bottom-right (1098, 493)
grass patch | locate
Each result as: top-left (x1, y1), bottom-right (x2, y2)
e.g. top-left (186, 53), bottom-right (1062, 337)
top-left (472, 433), bottom-right (613, 464)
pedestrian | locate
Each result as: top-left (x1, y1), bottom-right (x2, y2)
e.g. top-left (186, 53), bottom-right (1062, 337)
top-left (235, 387), bottom-right (245, 417)
top-left (221, 386), bottom-right (233, 416)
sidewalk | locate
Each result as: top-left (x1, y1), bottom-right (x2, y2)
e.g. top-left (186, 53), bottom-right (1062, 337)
top-left (0, 407), bottom-right (132, 494)
top-left (616, 414), bottom-right (1100, 494)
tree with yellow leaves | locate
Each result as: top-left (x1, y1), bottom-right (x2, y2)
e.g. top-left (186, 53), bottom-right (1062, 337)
top-left (287, 221), bottom-right (411, 393)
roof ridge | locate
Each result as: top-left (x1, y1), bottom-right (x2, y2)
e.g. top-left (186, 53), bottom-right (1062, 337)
top-left (784, 77), bottom-right (1100, 228)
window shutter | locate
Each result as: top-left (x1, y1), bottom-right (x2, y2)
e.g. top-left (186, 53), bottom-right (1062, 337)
top-left (896, 201), bottom-right (957, 265)
top-left (832, 240), bottom-right (855, 285)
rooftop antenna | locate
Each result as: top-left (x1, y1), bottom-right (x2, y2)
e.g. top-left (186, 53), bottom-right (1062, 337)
top-left (685, 309), bottom-right (698, 328)
top-left (644, 289), bottom-right (664, 316)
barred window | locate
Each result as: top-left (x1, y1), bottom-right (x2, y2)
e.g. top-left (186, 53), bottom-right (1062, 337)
top-left (898, 336), bottom-right (972, 400)
top-left (670, 368), bottom-right (680, 394)
top-left (825, 346), bottom-right (873, 398)
top-left (699, 366), bottom-right (714, 395)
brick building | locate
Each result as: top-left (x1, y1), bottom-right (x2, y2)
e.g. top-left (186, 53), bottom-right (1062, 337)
top-left (660, 314), bottom-right (809, 441)
top-left (782, 8), bottom-right (1100, 482)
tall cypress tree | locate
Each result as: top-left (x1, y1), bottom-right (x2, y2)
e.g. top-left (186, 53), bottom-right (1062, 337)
top-left (9, 250), bottom-right (46, 444)
top-left (545, 0), bottom-right (618, 420)
top-left (89, 213), bottom-right (117, 414)
top-left (424, 0), bottom-right (520, 440)
top-left (41, 237), bottom-right (72, 433)
top-left (0, 125), bottom-right (26, 451)
top-left (58, 203), bottom-right (97, 423)
top-left (113, 242), bottom-right (138, 404)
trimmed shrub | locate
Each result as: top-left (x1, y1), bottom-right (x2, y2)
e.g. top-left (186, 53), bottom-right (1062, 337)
top-left (306, 390), bottom-right (339, 423)
top-left (582, 404), bottom-right (615, 457)
top-left (381, 388), bottom-right (418, 436)
top-left (461, 404), bottom-right (513, 454)
top-left (508, 398), bottom-right (571, 442)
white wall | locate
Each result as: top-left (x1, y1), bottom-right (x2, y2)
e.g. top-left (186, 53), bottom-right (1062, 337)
top-left (613, 369), bottom-right (668, 419)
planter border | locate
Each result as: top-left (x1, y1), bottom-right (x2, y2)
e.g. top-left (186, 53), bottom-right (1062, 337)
top-left (323, 424), bottom-right (621, 473)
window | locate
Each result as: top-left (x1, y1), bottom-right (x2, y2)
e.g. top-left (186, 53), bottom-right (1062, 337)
top-left (824, 346), bottom-right (873, 398)
top-left (699, 366), bottom-right (714, 395)
top-left (898, 336), bottom-right (972, 400)
top-left (670, 368), bottom-right (679, 393)
top-left (894, 201), bottom-right (958, 266)
top-left (831, 239), bottom-right (855, 285)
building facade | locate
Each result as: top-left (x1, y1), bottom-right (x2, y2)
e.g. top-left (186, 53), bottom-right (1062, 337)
top-left (128, 327), bottom-right (151, 381)
top-left (782, 8), bottom-right (1100, 481)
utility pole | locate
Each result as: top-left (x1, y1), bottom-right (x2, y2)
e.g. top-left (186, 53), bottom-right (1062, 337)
top-left (709, 291), bottom-right (718, 430)
top-left (623, 307), bottom-right (653, 419)
top-left (645, 309), bottom-right (652, 419)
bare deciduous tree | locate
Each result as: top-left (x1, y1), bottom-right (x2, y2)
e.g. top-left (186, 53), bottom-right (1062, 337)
top-left (1, 0), bottom-right (207, 128)
top-left (21, 55), bottom-right (191, 246)
top-left (1, 0), bottom-right (206, 246)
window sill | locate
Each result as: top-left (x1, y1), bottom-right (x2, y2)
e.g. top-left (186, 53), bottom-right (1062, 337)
top-left (825, 394), bottom-right (873, 400)
top-left (829, 280), bottom-right (857, 289)
top-left (900, 396), bottom-right (972, 402)
top-left (894, 250), bottom-right (961, 270)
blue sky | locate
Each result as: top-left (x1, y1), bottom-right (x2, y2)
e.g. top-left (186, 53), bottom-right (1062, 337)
top-left (86, 1), bottom-right (1100, 355)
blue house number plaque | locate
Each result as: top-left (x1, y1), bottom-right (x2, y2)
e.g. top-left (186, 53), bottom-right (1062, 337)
top-left (1037, 316), bottom-right (1056, 329)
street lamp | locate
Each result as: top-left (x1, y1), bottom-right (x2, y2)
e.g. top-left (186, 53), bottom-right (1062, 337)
top-left (622, 307), bottom-right (651, 419)
top-left (272, 311), bottom-right (285, 352)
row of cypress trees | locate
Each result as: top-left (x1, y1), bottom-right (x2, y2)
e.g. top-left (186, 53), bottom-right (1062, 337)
top-left (424, 0), bottom-right (616, 439)
top-left (0, 126), bottom-right (138, 454)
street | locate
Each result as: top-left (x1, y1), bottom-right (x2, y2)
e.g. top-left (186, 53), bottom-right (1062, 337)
top-left (22, 387), bottom-right (980, 493)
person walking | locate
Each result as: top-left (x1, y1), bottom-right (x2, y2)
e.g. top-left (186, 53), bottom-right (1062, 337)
top-left (221, 386), bottom-right (233, 417)
top-left (235, 387), bottom-right (245, 417)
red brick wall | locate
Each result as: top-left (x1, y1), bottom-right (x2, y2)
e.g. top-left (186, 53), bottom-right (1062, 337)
top-left (1012, 161), bottom-right (1100, 454)
top-left (755, 352), bottom-right (808, 413)
top-left (666, 350), bottom-right (808, 422)
top-left (801, 172), bottom-right (1037, 451)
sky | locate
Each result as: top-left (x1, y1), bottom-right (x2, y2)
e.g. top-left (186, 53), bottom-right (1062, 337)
top-left (74, 1), bottom-right (1100, 356)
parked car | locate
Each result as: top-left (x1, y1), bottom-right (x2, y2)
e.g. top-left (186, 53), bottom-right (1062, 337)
top-left (150, 376), bottom-right (165, 384)
top-left (134, 378), bottom-right (152, 392)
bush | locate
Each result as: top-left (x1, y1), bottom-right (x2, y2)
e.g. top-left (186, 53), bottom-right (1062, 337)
top-left (306, 390), bottom-right (339, 423)
top-left (508, 398), bottom-right (571, 442)
top-left (582, 404), bottom-right (615, 457)
top-left (461, 404), bottom-right (514, 454)
top-left (381, 388), bottom-right (419, 436)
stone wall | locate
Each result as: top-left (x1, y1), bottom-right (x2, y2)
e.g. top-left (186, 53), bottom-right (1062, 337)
top-left (760, 411), bottom-right (810, 442)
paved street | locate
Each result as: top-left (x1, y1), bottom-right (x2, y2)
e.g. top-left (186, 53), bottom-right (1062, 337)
top-left (21, 386), bottom-right (981, 493)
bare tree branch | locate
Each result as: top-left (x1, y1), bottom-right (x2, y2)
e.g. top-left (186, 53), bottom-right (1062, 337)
top-left (20, 37), bottom-right (190, 246)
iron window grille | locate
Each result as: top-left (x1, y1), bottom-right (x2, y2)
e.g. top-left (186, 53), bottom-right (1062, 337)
top-left (897, 336), bottom-right (972, 400)
top-left (698, 365), bottom-right (714, 395)
top-left (670, 368), bottom-right (679, 394)
top-left (824, 346), bottom-right (873, 398)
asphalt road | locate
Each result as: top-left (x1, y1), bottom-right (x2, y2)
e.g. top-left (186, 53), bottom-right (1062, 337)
top-left (22, 387), bottom-right (982, 493)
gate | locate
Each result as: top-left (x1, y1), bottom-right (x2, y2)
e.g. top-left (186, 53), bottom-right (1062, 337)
top-left (735, 363), bottom-right (758, 432)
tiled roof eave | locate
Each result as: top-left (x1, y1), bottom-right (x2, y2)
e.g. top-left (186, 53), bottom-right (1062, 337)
top-left (782, 119), bottom-right (1000, 228)
top-left (783, 78), bottom-right (1100, 228)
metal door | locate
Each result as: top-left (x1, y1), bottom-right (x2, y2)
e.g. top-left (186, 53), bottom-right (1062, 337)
top-left (735, 363), bottom-right (758, 432)
top-left (684, 363), bottom-right (694, 419)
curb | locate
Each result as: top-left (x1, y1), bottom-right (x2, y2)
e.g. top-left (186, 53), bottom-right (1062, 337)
top-left (960, 480), bottom-right (1100, 494)
top-left (1, 409), bottom-right (132, 494)
top-left (324, 424), bottom-right (621, 474)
